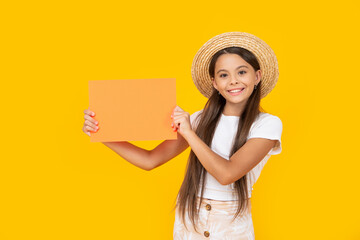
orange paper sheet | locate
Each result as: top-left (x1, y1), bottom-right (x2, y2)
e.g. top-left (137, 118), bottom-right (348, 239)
top-left (88, 78), bottom-right (177, 142)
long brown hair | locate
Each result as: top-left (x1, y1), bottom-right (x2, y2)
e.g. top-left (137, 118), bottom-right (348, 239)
top-left (172, 47), bottom-right (265, 233)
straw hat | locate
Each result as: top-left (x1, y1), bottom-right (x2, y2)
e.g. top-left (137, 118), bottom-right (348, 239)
top-left (191, 32), bottom-right (279, 99)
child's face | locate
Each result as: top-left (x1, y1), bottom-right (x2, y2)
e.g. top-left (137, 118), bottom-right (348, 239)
top-left (212, 53), bottom-right (261, 105)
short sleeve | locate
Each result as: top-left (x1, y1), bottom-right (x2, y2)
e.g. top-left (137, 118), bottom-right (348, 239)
top-left (190, 109), bottom-right (203, 131)
top-left (247, 114), bottom-right (283, 155)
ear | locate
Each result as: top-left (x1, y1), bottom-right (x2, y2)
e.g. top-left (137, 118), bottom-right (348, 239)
top-left (212, 77), bottom-right (218, 91)
top-left (255, 70), bottom-right (262, 85)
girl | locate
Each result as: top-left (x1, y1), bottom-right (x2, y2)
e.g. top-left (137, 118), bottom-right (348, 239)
top-left (82, 32), bottom-right (283, 239)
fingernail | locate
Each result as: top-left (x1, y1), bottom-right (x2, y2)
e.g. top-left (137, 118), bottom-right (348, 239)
top-left (92, 113), bottom-right (95, 116)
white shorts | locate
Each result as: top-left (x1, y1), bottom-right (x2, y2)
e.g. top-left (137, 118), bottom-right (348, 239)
top-left (173, 196), bottom-right (255, 239)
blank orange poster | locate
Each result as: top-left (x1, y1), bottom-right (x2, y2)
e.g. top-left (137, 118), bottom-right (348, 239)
top-left (88, 78), bottom-right (177, 142)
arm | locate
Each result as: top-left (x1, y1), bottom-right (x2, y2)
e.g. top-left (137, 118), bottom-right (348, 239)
top-left (226, 138), bottom-right (277, 185)
top-left (149, 133), bottom-right (189, 169)
top-left (172, 106), bottom-right (280, 185)
top-left (102, 133), bottom-right (189, 171)
top-left (182, 131), bottom-right (277, 185)
top-left (102, 141), bottom-right (153, 171)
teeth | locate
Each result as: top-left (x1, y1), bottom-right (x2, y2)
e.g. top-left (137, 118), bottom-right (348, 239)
top-left (229, 88), bottom-right (243, 93)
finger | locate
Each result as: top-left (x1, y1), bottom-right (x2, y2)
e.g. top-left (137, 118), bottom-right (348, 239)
top-left (171, 120), bottom-right (178, 131)
top-left (171, 112), bottom-right (183, 119)
top-left (85, 125), bottom-right (98, 133)
top-left (82, 126), bottom-right (91, 136)
top-left (84, 109), bottom-right (96, 117)
top-left (84, 115), bottom-right (99, 126)
top-left (174, 123), bottom-right (179, 132)
top-left (85, 119), bottom-right (98, 129)
top-left (171, 121), bottom-right (178, 131)
top-left (173, 119), bottom-right (181, 129)
top-left (173, 111), bottom-right (186, 117)
top-left (172, 111), bottom-right (184, 116)
top-left (173, 115), bottom-right (186, 121)
top-left (171, 121), bottom-right (178, 132)
top-left (173, 106), bottom-right (182, 113)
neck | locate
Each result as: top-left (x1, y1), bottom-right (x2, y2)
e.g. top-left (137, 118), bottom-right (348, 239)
top-left (222, 101), bottom-right (247, 117)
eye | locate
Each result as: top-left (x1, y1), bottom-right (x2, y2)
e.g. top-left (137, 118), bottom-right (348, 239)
top-left (220, 73), bottom-right (227, 78)
top-left (239, 70), bottom-right (246, 75)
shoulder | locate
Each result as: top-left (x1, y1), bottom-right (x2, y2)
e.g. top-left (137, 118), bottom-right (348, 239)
top-left (252, 112), bottom-right (282, 127)
top-left (249, 112), bottom-right (283, 137)
top-left (248, 112), bottom-right (283, 155)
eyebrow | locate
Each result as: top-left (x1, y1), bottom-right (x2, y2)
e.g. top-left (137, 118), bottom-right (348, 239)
top-left (216, 65), bottom-right (248, 74)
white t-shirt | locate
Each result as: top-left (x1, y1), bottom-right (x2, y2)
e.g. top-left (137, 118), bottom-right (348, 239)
top-left (190, 109), bottom-right (283, 201)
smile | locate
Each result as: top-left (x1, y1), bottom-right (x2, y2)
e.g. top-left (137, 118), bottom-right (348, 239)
top-left (227, 88), bottom-right (244, 96)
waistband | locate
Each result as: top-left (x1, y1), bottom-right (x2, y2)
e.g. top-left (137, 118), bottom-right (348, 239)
top-left (195, 196), bottom-right (252, 215)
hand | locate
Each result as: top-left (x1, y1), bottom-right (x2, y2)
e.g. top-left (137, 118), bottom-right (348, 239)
top-left (82, 108), bottom-right (99, 137)
top-left (171, 106), bottom-right (192, 136)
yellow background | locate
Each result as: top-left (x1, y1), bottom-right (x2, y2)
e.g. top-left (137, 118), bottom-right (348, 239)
top-left (1, 0), bottom-right (359, 239)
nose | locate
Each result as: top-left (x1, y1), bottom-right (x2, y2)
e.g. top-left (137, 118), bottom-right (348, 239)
top-left (230, 75), bottom-right (239, 85)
